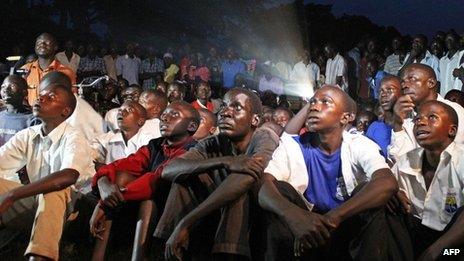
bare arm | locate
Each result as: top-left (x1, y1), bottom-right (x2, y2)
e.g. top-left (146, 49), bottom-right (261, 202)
top-left (284, 102), bottom-right (310, 134)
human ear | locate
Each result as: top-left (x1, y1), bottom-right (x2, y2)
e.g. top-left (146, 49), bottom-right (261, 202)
top-left (449, 124), bottom-right (458, 138)
top-left (340, 112), bottom-right (351, 125)
top-left (187, 121), bottom-right (199, 133)
top-left (251, 114), bottom-right (260, 127)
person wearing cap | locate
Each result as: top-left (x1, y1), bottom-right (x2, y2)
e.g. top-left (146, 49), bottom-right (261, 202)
top-left (163, 53), bottom-right (179, 83)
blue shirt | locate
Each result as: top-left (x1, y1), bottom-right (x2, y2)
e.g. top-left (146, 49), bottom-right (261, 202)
top-left (293, 134), bottom-right (344, 213)
top-left (221, 60), bottom-right (245, 88)
top-left (367, 70), bottom-right (388, 100)
top-left (0, 110), bottom-right (37, 147)
top-left (366, 120), bottom-right (392, 159)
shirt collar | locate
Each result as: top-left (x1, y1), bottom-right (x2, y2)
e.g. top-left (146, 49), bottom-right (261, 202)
top-left (162, 136), bottom-right (194, 157)
top-left (108, 130), bottom-right (126, 143)
top-left (31, 121), bottom-right (70, 144)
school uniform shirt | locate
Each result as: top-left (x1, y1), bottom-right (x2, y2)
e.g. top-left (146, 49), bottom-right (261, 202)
top-left (439, 50), bottom-right (464, 96)
top-left (67, 95), bottom-right (105, 141)
top-left (104, 107), bottom-right (119, 131)
top-left (91, 129), bottom-right (153, 164)
top-left (265, 131), bottom-right (389, 209)
top-left (92, 137), bottom-right (196, 201)
top-left (0, 121), bottom-right (94, 190)
top-left (401, 50), bottom-right (440, 80)
top-left (325, 53), bottom-right (349, 91)
top-left (389, 95), bottom-right (464, 161)
top-left (139, 118), bottom-right (162, 140)
top-left (0, 110), bottom-right (37, 147)
top-left (393, 142), bottom-right (464, 231)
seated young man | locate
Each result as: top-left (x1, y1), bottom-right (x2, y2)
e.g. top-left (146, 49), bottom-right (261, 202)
top-left (91, 101), bottom-right (150, 170)
top-left (0, 75), bottom-right (38, 147)
top-left (167, 82), bottom-right (185, 104)
top-left (258, 85), bottom-right (398, 260)
top-left (392, 100), bottom-right (464, 260)
top-left (105, 84), bottom-right (143, 131)
top-left (138, 89), bottom-right (168, 140)
top-left (156, 88), bottom-right (279, 260)
top-left (191, 81), bottom-right (215, 112)
top-left (192, 108), bottom-right (217, 140)
top-left (89, 101), bottom-right (200, 260)
top-left (272, 106), bottom-right (294, 128)
top-left (355, 110), bottom-right (377, 134)
top-left (0, 83), bottom-right (93, 260)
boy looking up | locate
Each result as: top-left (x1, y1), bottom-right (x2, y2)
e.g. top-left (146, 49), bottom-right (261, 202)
top-left (138, 89), bottom-right (168, 140)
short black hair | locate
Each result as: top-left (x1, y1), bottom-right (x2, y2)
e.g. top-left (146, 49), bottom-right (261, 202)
top-left (402, 63), bottom-right (437, 81)
top-left (141, 89), bottom-right (168, 107)
top-left (228, 88), bottom-right (263, 115)
top-left (3, 75), bottom-right (28, 92)
top-left (274, 106), bottom-right (294, 118)
top-left (169, 81), bottom-right (186, 94)
top-left (198, 108), bottom-right (217, 127)
top-left (380, 75), bottom-right (401, 86)
top-left (424, 101), bottom-right (458, 127)
top-left (170, 100), bottom-right (201, 127)
top-left (39, 71), bottom-right (72, 91)
top-left (46, 84), bottom-right (77, 117)
top-left (123, 100), bottom-right (147, 120)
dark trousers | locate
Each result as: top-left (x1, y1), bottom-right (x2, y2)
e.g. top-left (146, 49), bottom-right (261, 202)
top-left (258, 181), bottom-right (413, 261)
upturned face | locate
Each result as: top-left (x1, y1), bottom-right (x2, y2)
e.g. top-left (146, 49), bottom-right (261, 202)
top-left (218, 91), bottom-right (258, 139)
top-left (33, 86), bottom-right (70, 121)
top-left (196, 84), bottom-right (211, 101)
top-left (159, 103), bottom-right (195, 139)
top-left (117, 102), bottom-right (144, 131)
top-left (305, 87), bottom-right (348, 133)
top-left (35, 34), bottom-right (57, 58)
top-left (379, 79), bottom-right (401, 111)
top-left (1, 77), bottom-right (26, 106)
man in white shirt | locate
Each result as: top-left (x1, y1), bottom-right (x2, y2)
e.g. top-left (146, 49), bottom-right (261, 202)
top-left (324, 43), bottom-right (349, 92)
top-left (39, 71), bottom-right (105, 141)
top-left (105, 84), bottom-right (143, 131)
top-left (138, 89), bottom-right (167, 140)
top-left (103, 43), bottom-right (119, 81)
top-left (389, 64), bottom-right (464, 161)
top-left (439, 32), bottom-right (463, 96)
top-left (384, 37), bottom-right (406, 76)
top-left (55, 40), bottom-right (80, 74)
top-left (0, 83), bottom-right (93, 260)
top-left (290, 50), bottom-right (320, 98)
top-left (91, 101), bottom-right (151, 169)
top-left (400, 35), bottom-right (440, 78)
top-left (392, 100), bottom-right (464, 260)
top-left (258, 86), bottom-right (397, 260)
top-left (116, 43), bottom-right (142, 85)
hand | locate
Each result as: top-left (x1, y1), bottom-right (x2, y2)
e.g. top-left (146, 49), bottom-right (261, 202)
top-left (224, 155), bottom-right (265, 179)
top-left (453, 68), bottom-right (461, 78)
top-left (393, 95), bottom-right (415, 129)
top-left (0, 192), bottom-right (15, 215)
top-left (97, 177), bottom-right (125, 208)
top-left (386, 190), bottom-right (411, 214)
top-left (165, 222), bottom-right (190, 261)
top-left (323, 210), bottom-right (342, 231)
top-left (89, 204), bottom-right (107, 240)
top-left (284, 206), bottom-right (331, 257)
top-left (418, 243), bottom-right (443, 261)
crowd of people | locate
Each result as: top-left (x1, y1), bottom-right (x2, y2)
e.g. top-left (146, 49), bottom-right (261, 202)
top-left (0, 29), bottom-right (464, 260)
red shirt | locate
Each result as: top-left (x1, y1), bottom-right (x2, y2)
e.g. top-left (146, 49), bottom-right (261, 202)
top-left (191, 99), bottom-right (214, 112)
top-left (92, 137), bottom-right (195, 201)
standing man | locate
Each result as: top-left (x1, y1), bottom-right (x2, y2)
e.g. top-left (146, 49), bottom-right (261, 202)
top-left (22, 33), bottom-right (76, 106)
top-left (103, 43), bottom-right (119, 81)
top-left (77, 44), bottom-right (106, 81)
top-left (324, 43), bottom-right (349, 92)
top-left (221, 48), bottom-right (246, 91)
top-left (140, 46), bottom-right (164, 90)
top-left (439, 32), bottom-right (464, 96)
top-left (400, 35), bottom-right (440, 78)
top-left (55, 40), bottom-right (80, 74)
top-left (116, 43), bottom-right (142, 85)
top-left (384, 37), bottom-right (406, 76)
top-left (290, 49), bottom-right (320, 98)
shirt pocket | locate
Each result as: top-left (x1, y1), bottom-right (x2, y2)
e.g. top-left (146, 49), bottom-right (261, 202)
top-left (441, 187), bottom-right (458, 224)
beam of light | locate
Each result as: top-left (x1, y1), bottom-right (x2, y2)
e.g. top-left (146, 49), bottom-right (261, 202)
top-left (6, 56), bottom-right (21, 61)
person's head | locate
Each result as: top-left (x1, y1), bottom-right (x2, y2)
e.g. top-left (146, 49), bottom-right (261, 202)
top-left (117, 78), bottom-right (129, 89)
top-left (367, 38), bottom-right (378, 54)
top-left (366, 59), bottom-right (379, 78)
top-left (226, 47), bottom-right (235, 60)
top-left (272, 107), bottom-right (293, 128)
top-left (163, 53), bottom-right (174, 65)
top-left (195, 81), bottom-right (211, 102)
top-left (126, 43), bottom-right (135, 56)
top-left (139, 89), bottom-right (168, 119)
top-left (435, 31), bottom-right (446, 42)
top-left (1, 75), bottom-right (28, 107)
top-left (193, 108), bottom-right (217, 140)
top-left (159, 101), bottom-right (200, 141)
top-left (445, 89), bottom-right (464, 107)
top-left (355, 110), bottom-right (378, 133)
top-left (301, 49), bottom-right (311, 64)
top-left (147, 46), bottom-right (157, 58)
top-left (156, 81), bottom-right (168, 93)
top-left (64, 40), bottom-right (74, 53)
top-left (401, 63), bottom-right (437, 106)
top-left (413, 100), bottom-right (458, 151)
top-left (218, 88), bottom-right (262, 140)
top-left (445, 32), bottom-right (460, 52)
top-left (411, 34), bottom-right (428, 54)
top-left (116, 101), bottom-right (147, 132)
top-left (379, 75), bottom-right (402, 111)
top-left (33, 84), bottom-right (76, 123)
top-left (261, 106), bottom-right (274, 124)
top-left (167, 82), bottom-right (185, 103)
top-left (39, 71), bottom-right (73, 93)
top-left (35, 33), bottom-right (58, 58)
top-left (392, 37), bottom-right (403, 52)
top-left (323, 43), bottom-right (337, 59)
top-left (430, 39), bottom-right (444, 58)
top-left (305, 85), bottom-right (355, 133)
top-left (87, 43), bottom-right (96, 57)
top-left (100, 81), bottom-right (118, 102)
top-left (121, 84), bottom-right (142, 103)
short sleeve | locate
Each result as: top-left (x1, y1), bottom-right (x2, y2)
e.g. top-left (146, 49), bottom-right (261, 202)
top-left (246, 128), bottom-right (279, 167)
top-left (353, 136), bottom-right (389, 178)
top-left (264, 142), bottom-right (291, 182)
top-left (0, 128), bottom-right (29, 179)
top-left (61, 132), bottom-right (94, 181)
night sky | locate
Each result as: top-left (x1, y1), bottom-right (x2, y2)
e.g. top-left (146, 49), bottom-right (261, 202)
top-left (306, 0), bottom-right (464, 38)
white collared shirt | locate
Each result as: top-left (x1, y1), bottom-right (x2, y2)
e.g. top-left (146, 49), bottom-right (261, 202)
top-left (116, 54), bottom-right (142, 85)
top-left (389, 95), bottom-right (464, 161)
top-left (139, 118), bottom-right (162, 140)
top-left (67, 95), bottom-right (105, 141)
top-left (402, 50), bottom-right (440, 80)
top-left (91, 129), bottom-right (152, 164)
top-left (290, 61), bottom-right (320, 97)
top-left (439, 50), bottom-right (464, 96)
top-left (55, 51), bottom-right (81, 73)
top-left (393, 142), bottom-right (464, 231)
top-left (325, 53), bottom-right (348, 91)
top-left (104, 107), bottom-right (119, 131)
top-left (265, 132), bottom-right (389, 197)
top-left (0, 121), bottom-right (94, 189)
